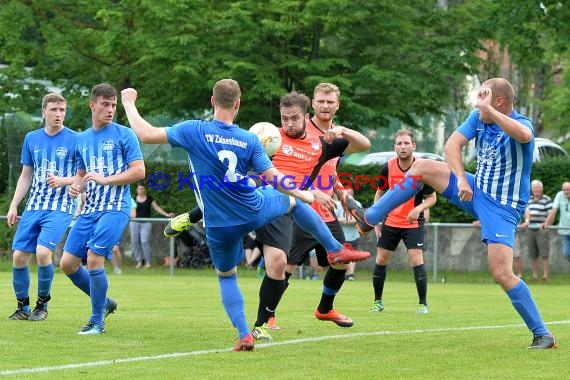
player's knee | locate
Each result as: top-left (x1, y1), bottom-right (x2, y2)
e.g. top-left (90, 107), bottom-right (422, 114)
top-left (12, 250), bottom-right (31, 267)
top-left (217, 267), bottom-right (237, 277)
top-left (59, 252), bottom-right (80, 274)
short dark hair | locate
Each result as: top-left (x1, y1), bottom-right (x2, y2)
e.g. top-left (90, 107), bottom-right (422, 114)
top-left (213, 79), bottom-right (241, 109)
top-left (90, 83), bottom-right (117, 102)
top-left (42, 93), bottom-right (66, 109)
top-left (280, 91), bottom-right (310, 114)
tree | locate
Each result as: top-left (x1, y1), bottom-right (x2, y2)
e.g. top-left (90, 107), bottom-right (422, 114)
top-left (1, 0), bottom-right (483, 131)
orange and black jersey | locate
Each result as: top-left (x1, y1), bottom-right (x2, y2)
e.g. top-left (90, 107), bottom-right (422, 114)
top-left (270, 127), bottom-right (348, 198)
top-left (305, 119), bottom-right (345, 221)
top-left (376, 157), bottom-right (435, 228)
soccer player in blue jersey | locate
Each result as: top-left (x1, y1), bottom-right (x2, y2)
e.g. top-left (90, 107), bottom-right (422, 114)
top-left (344, 78), bottom-right (557, 349)
top-left (59, 83), bottom-right (145, 335)
top-left (120, 79), bottom-right (369, 351)
top-left (7, 93), bottom-right (77, 321)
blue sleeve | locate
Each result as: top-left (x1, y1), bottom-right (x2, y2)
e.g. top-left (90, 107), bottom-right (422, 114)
top-left (250, 137), bottom-right (274, 174)
top-left (516, 113), bottom-right (534, 136)
top-left (123, 128), bottom-right (144, 163)
top-left (456, 109), bottom-right (480, 141)
top-left (166, 121), bottom-right (195, 148)
top-left (75, 134), bottom-right (86, 170)
top-left (20, 133), bottom-right (33, 166)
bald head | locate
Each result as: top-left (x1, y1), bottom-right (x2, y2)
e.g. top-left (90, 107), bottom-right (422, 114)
top-left (482, 78), bottom-right (515, 106)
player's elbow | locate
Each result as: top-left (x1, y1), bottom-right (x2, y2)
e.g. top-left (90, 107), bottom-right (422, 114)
top-left (138, 131), bottom-right (155, 144)
top-left (518, 129), bottom-right (532, 144)
top-left (133, 165), bottom-right (146, 181)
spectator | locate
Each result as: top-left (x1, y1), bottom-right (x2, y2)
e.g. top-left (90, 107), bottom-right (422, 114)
top-left (522, 180), bottom-right (553, 281)
top-left (130, 182), bottom-right (174, 269)
top-left (544, 181), bottom-right (570, 262)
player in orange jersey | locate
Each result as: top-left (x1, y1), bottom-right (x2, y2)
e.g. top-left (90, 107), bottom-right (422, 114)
top-left (366, 130), bottom-right (436, 314)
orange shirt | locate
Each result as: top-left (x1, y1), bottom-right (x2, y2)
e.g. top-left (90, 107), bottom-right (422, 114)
top-left (306, 121), bottom-right (341, 222)
top-left (382, 157), bottom-right (434, 228)
top-left (269, 126), bottom-right (348, 222)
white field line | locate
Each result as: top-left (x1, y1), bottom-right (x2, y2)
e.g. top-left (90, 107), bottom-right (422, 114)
top-left (1, 320), bottom-right (568, 376)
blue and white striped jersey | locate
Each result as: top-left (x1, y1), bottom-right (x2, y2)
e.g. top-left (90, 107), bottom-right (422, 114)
top-left (21, 127), bottom-right (78, 214)
top-left (76, 122), bottom-right (143, 215)
top-left (458, 109), bottom-right (534, 211)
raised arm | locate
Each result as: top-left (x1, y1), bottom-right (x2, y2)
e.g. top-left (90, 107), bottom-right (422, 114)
top-left (121, 88), bottom-right (168, 144)
top-left (323, 126), bottom-right (371, 154)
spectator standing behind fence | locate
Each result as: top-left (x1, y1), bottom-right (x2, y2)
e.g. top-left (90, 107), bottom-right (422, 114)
top-left (544, 181), bottom-right (570, 262)
top-left (334, 189), bottom-right (361, 281)
top-left (130, 182), bottom-right (174, 269)
top-left (521, 180), bottom-right (553, 281)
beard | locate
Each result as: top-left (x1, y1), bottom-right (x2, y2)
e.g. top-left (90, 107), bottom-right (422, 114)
top-left (285, 122), bottom-right (306, 139)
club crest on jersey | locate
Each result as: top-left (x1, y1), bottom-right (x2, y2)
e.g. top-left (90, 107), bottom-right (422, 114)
top-left (102, 140), bottom-right (114, 152)
top-left (56, 147), bottom-right (68, 159)
top-left (281, 144), bottom-right (294, 155)
top-left (311, 142), bottom-right (321, 150)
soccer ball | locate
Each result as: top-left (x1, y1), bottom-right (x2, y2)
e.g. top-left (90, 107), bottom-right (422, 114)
top-left (249, 122), bottom-right (282, 157)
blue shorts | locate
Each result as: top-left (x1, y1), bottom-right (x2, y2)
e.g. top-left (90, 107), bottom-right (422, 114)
top-left (206, 188), bottom-right (290, 272)
top-left (442, 172), bottom-right (523, 248)
top-left (64, 211), bottom-right (129, 260)
top-left (12, 210), bottom-right (73, 253)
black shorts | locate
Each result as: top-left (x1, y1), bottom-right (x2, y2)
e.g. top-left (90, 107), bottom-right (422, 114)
top-left (255, 214), bottom-right (293, 253)
top-left (243, 233), bottom-right (258, 250)
top-left (288, 219), bottom-right (345, 267)
top-left (377, 224), bottom-right (425, 251)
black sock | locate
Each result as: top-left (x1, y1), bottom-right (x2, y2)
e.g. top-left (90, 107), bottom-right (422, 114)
top-left (317, 267), bottom-right (346, 313)
top-left (188, 207), bottom-right (203, 223)
top-left (255, 274), bottom-right (286, 327)
top-left (372, 264), bottom-right (387, 301)
top-left (413, 264), bottom-right (428, 305)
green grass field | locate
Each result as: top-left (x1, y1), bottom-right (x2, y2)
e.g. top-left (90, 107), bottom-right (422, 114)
top-left (0, 266), bottom-right (567, 379)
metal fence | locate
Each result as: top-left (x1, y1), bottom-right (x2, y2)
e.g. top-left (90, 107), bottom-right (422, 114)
top-left (2, 216), bottom-right (569, 279)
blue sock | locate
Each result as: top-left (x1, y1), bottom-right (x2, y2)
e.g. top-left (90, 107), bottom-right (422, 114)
top-left (67, 266), bottom-right (91, 296)
top-left (507, 281), bottom-right (550, 335)
top-left (38, 263), bottom-right (54, 309)
top-left (218, 274), bottom-right (249, 338)
top-left (89, 269), bottom-right (108, 326)
top-left (290, 201), bottom-right (342, 252)
top-left (13, 267), bottom-right (30, 312)
top-left (366, 174), bottom-right (422, 225)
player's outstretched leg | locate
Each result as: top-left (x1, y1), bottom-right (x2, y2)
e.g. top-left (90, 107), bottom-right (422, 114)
top-left (289, 201), bottom-right (370, 264)
top-left (164, 207), bottom-right (203, 237)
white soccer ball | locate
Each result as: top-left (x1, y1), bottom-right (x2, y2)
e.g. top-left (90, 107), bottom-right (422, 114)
top-left (249, 122), bottom-right (282, 157)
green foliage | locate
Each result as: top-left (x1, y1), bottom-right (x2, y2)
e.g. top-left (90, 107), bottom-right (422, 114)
top-left (1, 0), bottom-right (479, 131)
